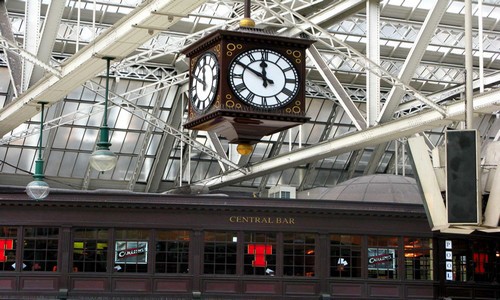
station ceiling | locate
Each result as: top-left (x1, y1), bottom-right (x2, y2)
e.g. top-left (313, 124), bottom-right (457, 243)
top-left (0, 0), bottom-right (499, 196)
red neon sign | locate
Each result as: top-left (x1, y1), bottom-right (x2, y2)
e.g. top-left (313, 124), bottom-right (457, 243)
top-left (247, 244), bottom-right (272, 267)
top-left (0, 239), bottom-right (14, 262)
top-left (473, 253), bottom-right (488, 274)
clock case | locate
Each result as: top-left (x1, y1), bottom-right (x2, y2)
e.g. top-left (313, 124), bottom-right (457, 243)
top-left (183, 28), bottom-right (313, 145)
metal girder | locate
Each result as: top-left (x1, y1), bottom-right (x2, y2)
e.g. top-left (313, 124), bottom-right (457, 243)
top-left (0, 36), bottom-right (62, 78)
top-left (308, 45), bottom-right (366, 130)
top-left (22, 0), bottom-right (41, 92)
top-left (395, 71), bottom-right (500, 116)
top-left (127, 84), bottom-right (169, 191)
top-left (407, 136), bottom-right (447, 230)
top-left (0, 0), bottom-right (21, 98)
top-left (282, 0), bottom-right (365, 37)
top-left (146, 85), bottom-right (188, 193)
top-left (0, 0), bottom-right (207, 137)
top-left (29, 0), bottom-right (66, 86)
top-left (366, 0), bottom-right (380, 127)
top-left (207, 131), bottom-right (229, 173)
top-left (378, 0), bottom-right (450, 124)
top-left (193, 88), bottom-right (500, 189)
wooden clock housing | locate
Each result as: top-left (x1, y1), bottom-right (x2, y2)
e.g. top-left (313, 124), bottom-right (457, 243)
top-left (183, 29), bottom-right (313, 144)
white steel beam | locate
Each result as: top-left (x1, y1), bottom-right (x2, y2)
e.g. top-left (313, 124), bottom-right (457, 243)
top-left (308, 45), bottom-right (366, 130)
top-left (22, 0), bottom-right (41, 92)
top-left (0, 0), bottom-right (206, 137)
top-left (0, 0), bottom-right (21, 98)
top-left (366, 0), bottom-right (380, 127)
top-left (407, 136), bottom-right (447, 230)
top-left (378, 0), bottom-right (450, 123)
top-left (29, 0), bottom-right (66, 86)
top-left (194, 88), bottom-right (500, 189)
top-left (483, 142), bottom-right (500, 227)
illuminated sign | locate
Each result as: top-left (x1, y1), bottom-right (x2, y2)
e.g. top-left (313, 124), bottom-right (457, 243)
top-left (114, 241), bottom-right (148, 264)
top-left (0, 239), bottom-right (13, 262)
top-left (229, 216), bottom-right (295, 225)
top-left (368, 248), bottom-right (395, 270)
top-left (247, 244), bottom-right (272, 267)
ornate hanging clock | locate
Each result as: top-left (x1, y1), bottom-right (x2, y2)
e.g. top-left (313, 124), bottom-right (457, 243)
top-left (190, 52), bottom-right (219, 112)
top-left (183, 27), bottom-right (313, 149)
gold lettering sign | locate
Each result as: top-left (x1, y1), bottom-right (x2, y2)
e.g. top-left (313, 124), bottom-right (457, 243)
top-left (229, 216), bottom-right (295, 225)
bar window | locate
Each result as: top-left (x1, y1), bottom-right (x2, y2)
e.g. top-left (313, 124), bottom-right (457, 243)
top-left (404, 237), bottom-right (433, 280)
top-left (244, 232), bottom-right (276, 276)
top-left (283, 232), bottom-right (315, 277)
top-left (203, 231), bottom-right (237, 275)
top-left (0, 227), bottom-right (17, 272)
top-left (367, 236), bottom-right (398, 279)
top-left (114, 229), bottom-right (150, 273)
top-left (155, 230), bottom-right (190, 274)
top-left (330, 234), bottom-right (362, 278)
top-left (72, 228), bottom-right (108, 272)
top-left (23, 227), bottom-right (59, 272)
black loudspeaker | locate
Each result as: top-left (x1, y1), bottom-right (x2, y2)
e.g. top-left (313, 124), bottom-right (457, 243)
top-left (446, 130), bottom-right (480, 224)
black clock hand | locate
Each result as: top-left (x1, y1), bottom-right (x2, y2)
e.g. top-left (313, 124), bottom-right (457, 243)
top-left (260, 60), bottom-right (271, 87)
top-left (201, 64), bottom-right (207, 90)
top-left (236, 61), bottom-right (274, 85)
top-left (192, 74), bottom-right (206, 87)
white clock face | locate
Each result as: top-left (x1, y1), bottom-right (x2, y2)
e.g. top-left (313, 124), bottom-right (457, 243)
top-left (229, 49), bottom-right (299, 109)
top-left (190, 52), bottom-right (219, 112)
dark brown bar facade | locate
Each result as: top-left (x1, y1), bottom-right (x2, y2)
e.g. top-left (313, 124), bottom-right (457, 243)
top-left (0, 187), bottom-right (498, 299)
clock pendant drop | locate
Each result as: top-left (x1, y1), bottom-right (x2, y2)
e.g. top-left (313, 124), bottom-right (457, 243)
top-left (190, 52), bottom-right (220, 112)
top-left (228, 48), bottom-right (299, 109)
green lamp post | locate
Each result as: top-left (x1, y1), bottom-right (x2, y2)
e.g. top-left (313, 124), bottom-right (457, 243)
top-left (89, 57), bottom-right (117, 172)
top-left (26, 102), bottom-right (50, 200)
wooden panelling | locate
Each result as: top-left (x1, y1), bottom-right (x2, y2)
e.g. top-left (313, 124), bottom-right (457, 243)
top-left (284, 282), bottom-right (317, 295)
top-left (368, 284), bottom-right (400, 298)
top-left (203, 280), bottom-right (238, 293)
top-left (405, 285), bottom-right (434, 299)
top-left (243, 281), bottom-right (278, 294)
top-left (445, 287), bottom-right (473, 298)
top-left (113, 278), bottom-right (150, 292)
top-left (330, 282), bottom-right (364, 297)
top-left (71, 278), bottom-right (107, 291)
top-left (20, 277), bottom-right (57, 290)
top-left (154, 278), bottom-right (190, 292)
top-left (0, 277), bottom-right (15, 290)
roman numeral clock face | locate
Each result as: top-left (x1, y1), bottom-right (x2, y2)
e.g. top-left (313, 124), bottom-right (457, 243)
top-left (228, 49), bottom-right (299, 109)
top-left (190, 52), bottom-right (219, 112)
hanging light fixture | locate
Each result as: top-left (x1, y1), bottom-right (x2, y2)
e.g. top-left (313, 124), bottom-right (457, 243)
top-left (26, 102), bottom-right (50, 200)
top-left (89, 57), bottom-right (117, 172)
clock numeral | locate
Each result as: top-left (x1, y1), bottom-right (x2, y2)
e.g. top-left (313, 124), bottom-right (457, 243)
top-left (235, 83), bottom-right (246, 92)
top-left (245, 93), bottom-right (256, 102)
top-left (262, 50), bottom-right (269, 61)
top-left (233, 73), bottom-right (243, 79)
top-left (261, 97), bottom-right (268, 106)
top-left (248, 53), bottom-right (256, 62)
top-left (285, 78), bottom-right (297, 84)
top-left (282, 88), bottom-right (294, 97)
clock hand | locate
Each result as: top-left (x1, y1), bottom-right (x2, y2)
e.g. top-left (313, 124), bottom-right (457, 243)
top-left (201, 65), bottom-right (207, 90)
top-left (260, 60), bottom-right (272, 87)
top-left (236, 61), bottom-right (274, 85)
top-left (192, 74), bottom-right (206, 87)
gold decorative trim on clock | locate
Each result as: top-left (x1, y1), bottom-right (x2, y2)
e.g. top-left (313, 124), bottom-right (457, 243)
top-left (226, 99), bottom-right (235, 108)
top-left (226, 43), bottom-right (242, 56)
